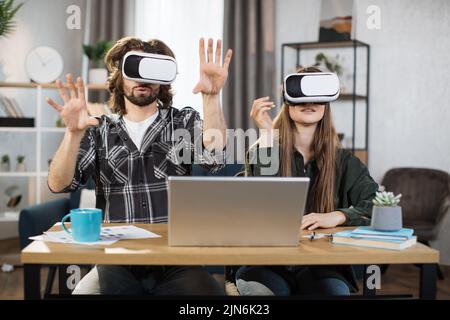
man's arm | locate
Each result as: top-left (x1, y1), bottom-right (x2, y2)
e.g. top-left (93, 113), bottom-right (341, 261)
top-left (46, 74), bottom-right (99, 192)
top-left (48, 130), bottom-right (85, 192)
top-left (202, 94), bottom-right (226, 151)
top-left (193, 38), bottom-right (232, 151)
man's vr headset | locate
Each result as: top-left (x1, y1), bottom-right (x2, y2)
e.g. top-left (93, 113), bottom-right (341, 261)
top-left (122, 51), bottom-right (178, 85)
top-left (283, 72), bottom-right (340, 104)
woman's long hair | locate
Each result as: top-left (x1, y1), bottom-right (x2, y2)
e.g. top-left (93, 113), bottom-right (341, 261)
top-left (274, 66), bottom-right (340, 213)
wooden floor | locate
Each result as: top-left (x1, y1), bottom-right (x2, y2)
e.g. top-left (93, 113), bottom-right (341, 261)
top-left (1, 238), bottom-right (450, 299)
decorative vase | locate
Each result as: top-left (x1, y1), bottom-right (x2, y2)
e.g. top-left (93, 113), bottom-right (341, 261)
top-left (88, 68), bottom-right (108, 84)
top-left (0, 162), bottom-right (10, 172)
top-left (371, 206), bottom-right (403, 231)
top-left (16, 162), bottom-right (26, 172)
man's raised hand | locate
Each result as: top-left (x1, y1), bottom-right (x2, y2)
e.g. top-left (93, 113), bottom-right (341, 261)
top-left (46, 74), bottom-right (99, 133)
top-left (193, 38), bottom-right (233, 95)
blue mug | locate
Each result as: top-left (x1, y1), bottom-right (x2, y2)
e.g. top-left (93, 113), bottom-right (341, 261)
top-left (61, 208), bottom-right (103, 242)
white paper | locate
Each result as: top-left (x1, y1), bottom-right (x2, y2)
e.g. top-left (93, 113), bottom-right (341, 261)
top-left (29, 225), bottom-right (161, 246)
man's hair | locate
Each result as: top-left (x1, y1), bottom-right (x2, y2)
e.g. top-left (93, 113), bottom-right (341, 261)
top-left (104, 37), bottom-right (175, 115)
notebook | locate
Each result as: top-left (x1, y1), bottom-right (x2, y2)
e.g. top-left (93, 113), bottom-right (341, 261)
top-left (332, 229), bottom-right (417, 251)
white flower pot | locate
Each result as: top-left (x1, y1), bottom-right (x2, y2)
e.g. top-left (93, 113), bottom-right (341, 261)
top-left (0, 162), bottom-right (10, 172)
top-left (88, 68), bottom-right (108, 84)
top-left (371, 206), bottom-right (403, 231)
top-left (16, 163), bottom-right (26, 172)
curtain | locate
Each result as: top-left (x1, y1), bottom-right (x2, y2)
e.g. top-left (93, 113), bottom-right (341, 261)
top-left (223, 0), bottom-right (276, 130)
top-left (88, 0), bottom-right (128, 45)
top-left (86, 0), bottom-right (129, 103)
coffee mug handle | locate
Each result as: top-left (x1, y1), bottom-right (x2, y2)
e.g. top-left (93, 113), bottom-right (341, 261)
top-left (61, 214), bottom-right (72, 234)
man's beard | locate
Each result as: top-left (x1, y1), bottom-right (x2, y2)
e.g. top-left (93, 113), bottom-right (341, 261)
top-left (125, 85), bottom-right (159, 107)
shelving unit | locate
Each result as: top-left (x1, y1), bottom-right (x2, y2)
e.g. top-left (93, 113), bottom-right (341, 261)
top-left (281, 40), bottom-right (370, 165)
top-left (0, 82), bottom-right (108, 207)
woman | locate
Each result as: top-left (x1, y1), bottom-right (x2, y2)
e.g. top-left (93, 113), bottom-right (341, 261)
top-left (235, 67), bottom-right (379, 296)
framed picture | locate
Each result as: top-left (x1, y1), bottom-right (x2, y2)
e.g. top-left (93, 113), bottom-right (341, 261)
top-left (319, 0), bottom-right (354, 42)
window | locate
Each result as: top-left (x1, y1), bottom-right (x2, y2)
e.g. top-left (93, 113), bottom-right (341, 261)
top-left (135, 0), bottom-right (224, 117)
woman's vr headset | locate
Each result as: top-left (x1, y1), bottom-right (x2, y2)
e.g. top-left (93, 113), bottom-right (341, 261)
top-left (283, 72), bottom-right (340, 104)
top-left (122, 51), bottom-right (178, 85)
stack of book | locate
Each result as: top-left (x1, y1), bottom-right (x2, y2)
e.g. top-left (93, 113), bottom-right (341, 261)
top-left (332, 226), bottom-right (417, 250)
top-left (0, 95), bottom-right (34, 127)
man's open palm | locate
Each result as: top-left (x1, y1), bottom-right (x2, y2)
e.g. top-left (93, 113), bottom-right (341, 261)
top-left (193, 38), bottom-right (233, 95)
top-left (46, 73), bottom-right (99, 133)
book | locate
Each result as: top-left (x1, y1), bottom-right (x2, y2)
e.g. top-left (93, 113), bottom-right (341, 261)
top-left (0, 96), bottom-right (24, 118)
top-left (9, 97), bottom-right (24, 117)
top-left (351, 226), bottom-right (414, 241)
top-left (0, 96), bottom-right (18, 117)
top-left (333, 230), bottom-right (417, 250)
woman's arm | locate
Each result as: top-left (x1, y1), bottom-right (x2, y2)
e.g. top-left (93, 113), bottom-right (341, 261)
top-left (302, 152), bottom-right (379, 230)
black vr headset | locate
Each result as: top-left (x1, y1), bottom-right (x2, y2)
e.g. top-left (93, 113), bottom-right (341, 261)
top-left (283, 72), bottom-right (340, 104)
top-left (122, 51), bottom-right (178, 85)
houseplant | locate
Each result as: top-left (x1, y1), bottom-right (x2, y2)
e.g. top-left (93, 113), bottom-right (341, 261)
top-left (16, 155), bottom-right (25, 172)
top-left (313, 53), bottom-right (343, 76)
top-left (82, 39), bottom-right (112, 84)
top-left (1, 154), bottom-right (10, 171)
top-left (0, 0), bottom-right (24, 38)
top-left (371, 191), bottom-right (403, 231)
top-left (0, 0), bottom-right (23, 81)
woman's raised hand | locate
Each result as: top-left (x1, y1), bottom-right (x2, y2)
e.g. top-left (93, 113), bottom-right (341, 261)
top-left (250, 96), bottom-right (275, 130)
top-left (46, 74), bottom-right (99, 133)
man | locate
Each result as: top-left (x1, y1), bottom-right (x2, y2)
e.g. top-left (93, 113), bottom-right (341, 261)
top-left (46, 37), bottom-right (232, 295)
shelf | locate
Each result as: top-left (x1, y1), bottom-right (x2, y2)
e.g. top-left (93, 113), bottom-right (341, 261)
top-left (0, 82), bottom-right (108, 90)
top-left (283, 40), bottom-right (370, 50)
top-left (0, 212), bottom-right (20, 222)
top-left (0, 127), bottom-right (66, 132)
top-left (338, 94), bottom-right (367, 101)
top-left (0, 171), bottom-right (48, 177)
top-left (0, 127), bottom-right (36, 132)
top-left (0, 172), bottom-right (38, 177)
top-left (42, 128), bottom-right (66, 132)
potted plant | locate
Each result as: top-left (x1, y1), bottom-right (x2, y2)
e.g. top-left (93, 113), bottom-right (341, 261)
top-left (0, 0), bottom-right (24, 38)
top-left (1, 154), bottom-right (10, 171)
top-left (82, 39), bottom-right (112, 84)
top-left (371, 191), bottom-right (403, 231)
top-left (0, 0), bottom-right (23, 81)
top-left (16, 155), bottom-right (25, 172)
top-left (313, 53), bottom-right (343, 76)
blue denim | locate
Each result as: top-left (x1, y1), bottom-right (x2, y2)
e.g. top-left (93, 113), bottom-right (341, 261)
top-left (236, 266), bottom-right (350, 296)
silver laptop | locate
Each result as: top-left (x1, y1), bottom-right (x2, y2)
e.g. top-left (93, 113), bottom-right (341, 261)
top-left (168, 176), bottom-right (310, 246)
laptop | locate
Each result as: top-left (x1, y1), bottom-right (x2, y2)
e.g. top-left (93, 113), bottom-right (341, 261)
top-left (168, 176), bottom-right (310, 246)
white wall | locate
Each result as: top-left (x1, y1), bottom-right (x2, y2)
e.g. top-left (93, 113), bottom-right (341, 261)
top-left (0, 0), bottom-right (86, 213)
top-left (275, 0), bottom-right (450, 183)
top-left (134, 0), bottom-right (224, 117)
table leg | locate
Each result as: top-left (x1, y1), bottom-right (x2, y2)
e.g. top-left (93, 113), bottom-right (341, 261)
top-left (362, 265), bottom-right (377, 297)
top-left (420, 264), bottom-right (437, 300)
top-left (24, 264), bottom-right (41, 300)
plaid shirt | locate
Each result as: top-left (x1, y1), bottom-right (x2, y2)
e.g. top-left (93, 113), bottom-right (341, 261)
top-left (54, 105), bottom-right (224, 223)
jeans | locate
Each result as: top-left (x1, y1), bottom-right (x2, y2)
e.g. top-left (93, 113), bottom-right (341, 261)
top-left (235, 266), bottom-right (350, 296)
top-left (73, 265), bottom-right (224, 295)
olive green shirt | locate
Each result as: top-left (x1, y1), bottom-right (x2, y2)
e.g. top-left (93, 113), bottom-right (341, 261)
top-left (245, 146), bottom-right (379, 226)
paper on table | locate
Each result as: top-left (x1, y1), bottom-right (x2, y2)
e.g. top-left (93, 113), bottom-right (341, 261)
top-left (29, 225), bottom-right (161, 246)
top-left (32, 231), bottom-right (118, 246)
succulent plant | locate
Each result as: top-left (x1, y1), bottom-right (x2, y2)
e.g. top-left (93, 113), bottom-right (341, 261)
top-left (16, 155), bottom-right (24, 163)
top-left (1, 154), bottom-right (10, 163)
top-left (372, 191), bottom-right (402, 207)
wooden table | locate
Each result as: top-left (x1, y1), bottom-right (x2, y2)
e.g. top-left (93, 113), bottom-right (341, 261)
top-left (21, 224), bottom-right (439, 300)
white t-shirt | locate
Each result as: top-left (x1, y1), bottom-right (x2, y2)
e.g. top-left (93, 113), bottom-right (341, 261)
top-left (123, 110), bottom-right (159, 150)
